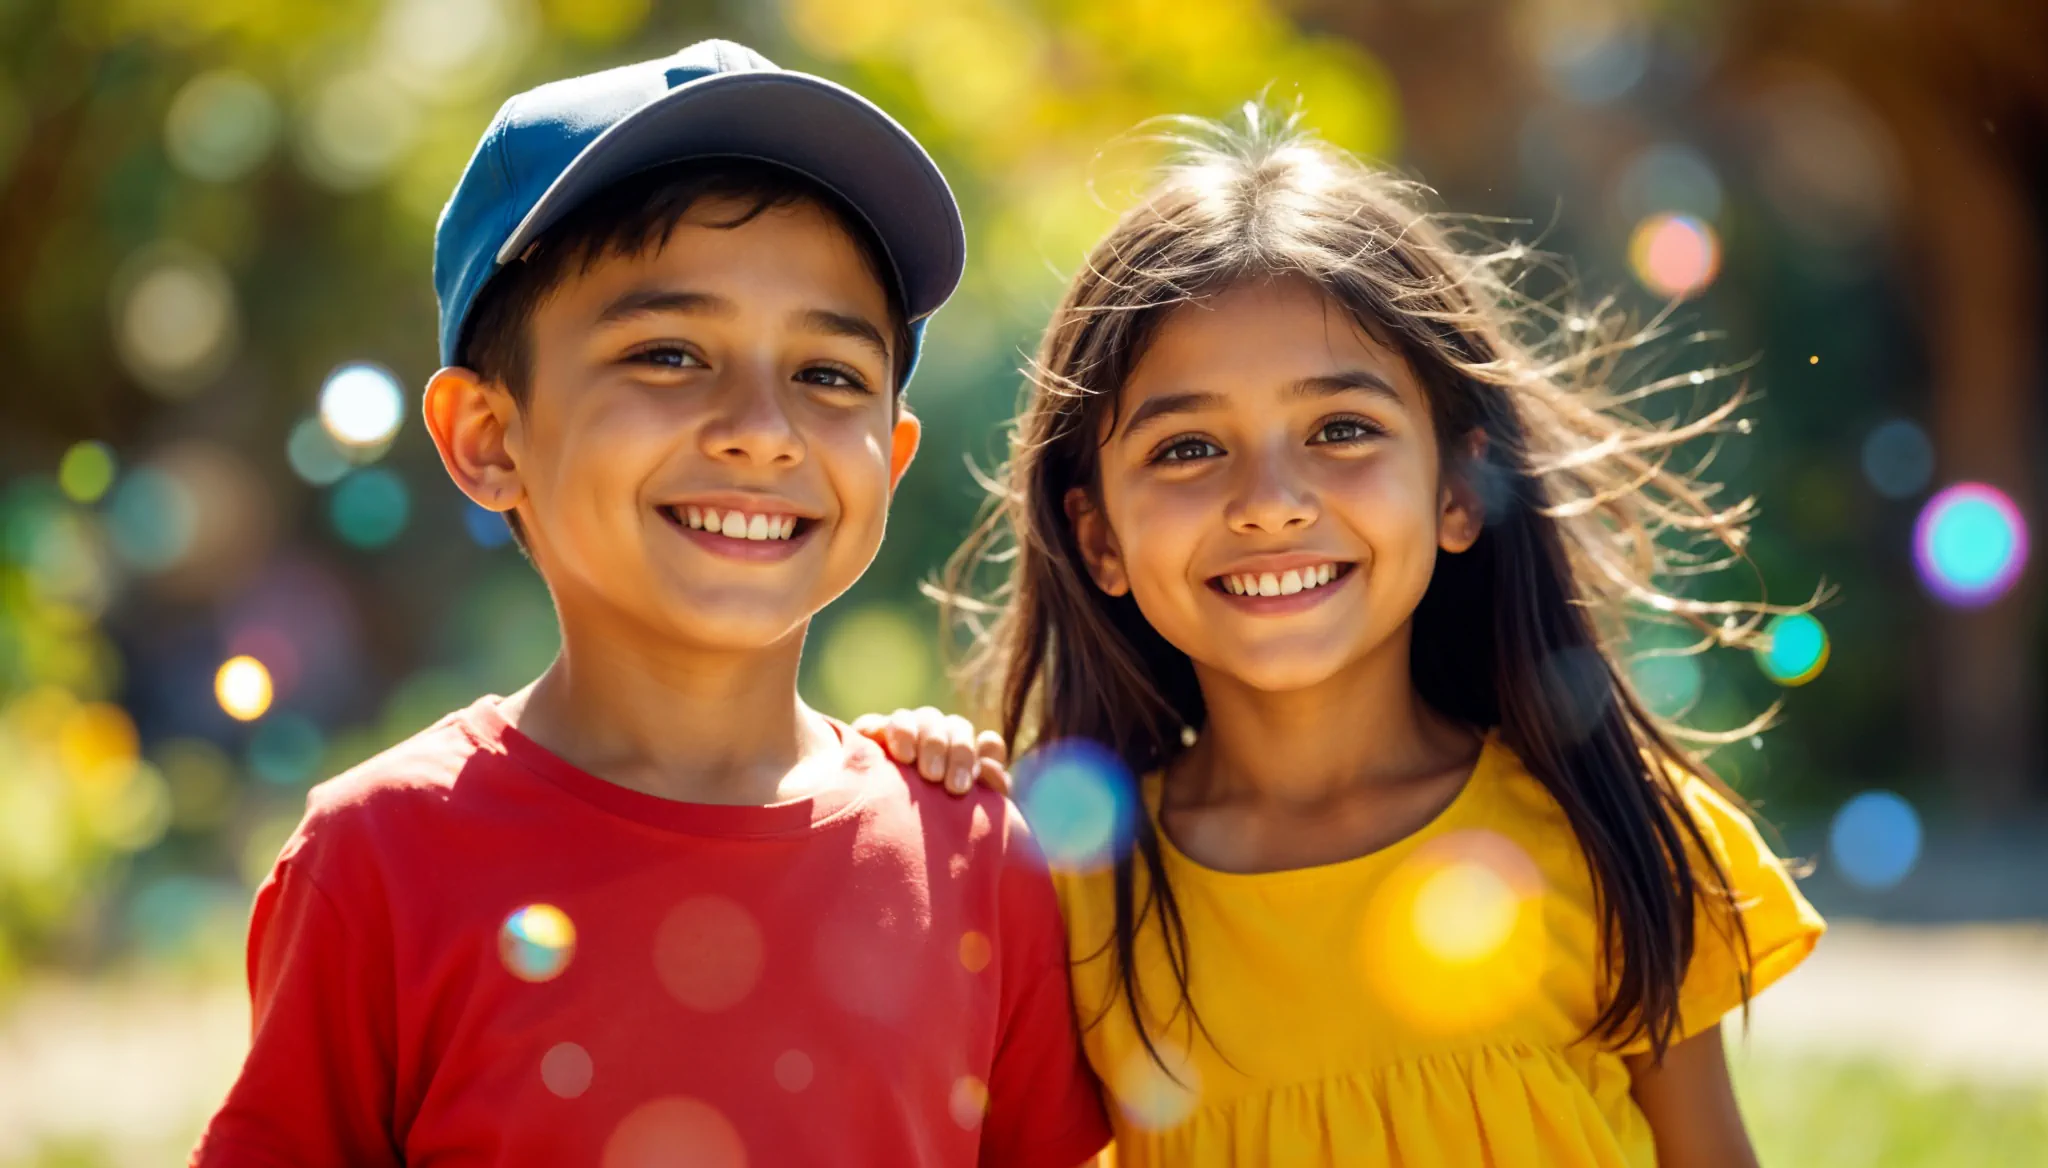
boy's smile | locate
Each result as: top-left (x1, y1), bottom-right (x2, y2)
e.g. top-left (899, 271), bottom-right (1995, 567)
top-left (432, 195), bottom-right (919, 653)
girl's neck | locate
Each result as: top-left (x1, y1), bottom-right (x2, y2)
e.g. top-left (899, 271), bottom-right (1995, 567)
top-left (1178, 627), bottom-right (1479, 809)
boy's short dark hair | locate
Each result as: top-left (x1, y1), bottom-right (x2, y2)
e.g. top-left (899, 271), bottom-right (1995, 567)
top-left (457, 158), bottom-right (917, 551)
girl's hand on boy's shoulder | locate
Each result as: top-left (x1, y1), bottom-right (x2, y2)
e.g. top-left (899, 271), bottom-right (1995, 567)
top-left (851, 707), bottom-right (1010, 796)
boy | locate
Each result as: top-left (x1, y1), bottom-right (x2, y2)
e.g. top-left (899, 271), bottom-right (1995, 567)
top-left (192, 40), bottom-right (1109, 1167)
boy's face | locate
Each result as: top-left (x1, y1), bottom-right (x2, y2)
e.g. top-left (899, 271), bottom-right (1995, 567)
top-left (432, 197), bottom-right (918, 651)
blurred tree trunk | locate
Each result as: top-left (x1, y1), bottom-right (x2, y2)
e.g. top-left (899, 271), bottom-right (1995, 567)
top-left (1303, 0), bottom-right (2046, 810)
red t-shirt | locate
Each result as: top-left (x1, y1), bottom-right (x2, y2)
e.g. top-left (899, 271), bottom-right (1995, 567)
top-left (191, 698), bottom-right (1109, 1167)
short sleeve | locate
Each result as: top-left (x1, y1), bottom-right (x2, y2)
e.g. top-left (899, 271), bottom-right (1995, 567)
top-left (1664, 775), bottom-right (1826, 1042)
top-left (980, 807), bottom-right (1113, 1168)
top-left (188, 842), bottom-right (402, 1167)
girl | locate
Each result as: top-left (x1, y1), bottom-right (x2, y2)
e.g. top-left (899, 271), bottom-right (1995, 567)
top-left (879, 107), bottom-right (1821, 1166)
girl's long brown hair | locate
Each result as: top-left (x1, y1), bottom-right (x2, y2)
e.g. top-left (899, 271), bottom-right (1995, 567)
top-left (942, 107), bottom-right (1804, 1065)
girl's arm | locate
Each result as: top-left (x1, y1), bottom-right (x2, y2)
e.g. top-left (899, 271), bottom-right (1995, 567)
top-left (1625, 1023), bottom-right (1759, 1168)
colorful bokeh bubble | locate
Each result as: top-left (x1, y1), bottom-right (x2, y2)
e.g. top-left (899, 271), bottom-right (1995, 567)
top-left (949, 1075), bottom-right (990, 1130)
top-left (1914, 483), bottom-right (2028, 607)
top-left (58, 441), bottom-right (117, 504)
top-left (214, 655), bottom-right (273, 721)
top-left (654, 895), bottom-right (763, 1012)
top-left (540, 1041), bottom-right (593, 1099)
top-left (1860, 418), bottom-right (1933, 500)
top-left (464, 501), bottom-right (514, 548)
top-left (1628, 212), bottom-right (1721, 299)
top-left (1110, 1041), bottom-right (1201, 1131)
top-left (1360, 830), bottom-right (1546, 1035)
top-left (602, 1097), bottom-right (745, 1168)
top-left (329, 468), bottom-right (411, 549)
top-left (320, 362), bottom-right (405, 448)
top-left (247, 712), bottom-right (325, 785)
top-left (1014, 739), bottom-right (1136, 872)
top-left (1829, 791), bottom-right (1921, 891)
top-left (1755, 612), bottom-right (1829, 687)
top-left (500, 903), bottom-right (576, 982)
top-left (288, 417), bottom-right (353, 486)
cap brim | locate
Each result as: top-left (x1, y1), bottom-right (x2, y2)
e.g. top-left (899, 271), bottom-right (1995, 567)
top-left (495, 71), bottom-right (964, 322)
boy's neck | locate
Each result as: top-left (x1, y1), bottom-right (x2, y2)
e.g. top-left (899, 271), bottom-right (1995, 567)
top-left (502, 614), bottom-right (841, 807)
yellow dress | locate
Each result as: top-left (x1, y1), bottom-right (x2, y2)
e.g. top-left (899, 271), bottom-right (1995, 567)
top-left (1050, 734), bottom-right (1824, 1166)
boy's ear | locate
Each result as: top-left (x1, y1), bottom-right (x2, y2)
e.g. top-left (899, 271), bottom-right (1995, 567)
top-left (888, 409), bottom-right (920, 490)
top-left (424, 366), bottom-right (526, 514)
top-left (1438, 428), bottom-right (1488, 555)
top-left (1064, 487), bottom-right (1130, 597)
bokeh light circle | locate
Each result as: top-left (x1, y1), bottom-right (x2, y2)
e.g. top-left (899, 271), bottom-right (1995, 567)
top-left (1627, 212), bottom-right (1721, 298)
top-left (1111, 1041), bottom-right (1201, 1131)
top-left (329, 469), bottom-right (411, 549)
top-left (1755, 612), bottom-right (1830, 687)
top-left (1860, 418), bottom-right (1933, 500)
top-left (654, 895), bottom-right (764, 1012)
top-left (540, 1041), bottom-right (594, 1098)
top-left (602, 1097), bottom-right (745, 1168)
top-left (214, 655), bottom-right (274, 721)
top-left (500, 903), bottom-right (576, 982)
top-left (1828, 791), bottom-right (1922, 891)
top-left (958, 930), bottom-right (992, 973)
top-left (1014, 739), bottom-right (1136, 872)
top-left (288, 417), bottom-right (354, 486)
top-left (773, 1049), bottom-right (813, 1093)
top-left (248, 713), bottom-right (325, 785)
top-left (320, 363), bottom-right (406, 447)
top-left (949, 1075), bottom-right (990, 1129)
top-left (1360, 830), bottom-right (1546, 1034)
top-left (58, 441), bottom-right (117, 504)
top-left (165, 69), bottom-right (280, 182)
top-left (106, 466), bottom-right (199, 572)
top-left (111, 244), bottom-right (239, 398)
top-left (1914, 483), bottom-right (2028, 607)
top-left (464, 500), bottom-right (514, 548)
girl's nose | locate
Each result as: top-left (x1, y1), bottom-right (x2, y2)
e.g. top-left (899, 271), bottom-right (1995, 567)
top-left (698, 369), bottom-right (805, 469)
top-left (1225, 450), bottom-right (1317, 533)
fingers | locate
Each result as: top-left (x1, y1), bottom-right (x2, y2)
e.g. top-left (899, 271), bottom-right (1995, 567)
top-left (974, 730), bottom-right (1011, 795)
top-left (942, 716), bottom-right (981, 794)
top-left (913, 707), bottom-right (948, 782)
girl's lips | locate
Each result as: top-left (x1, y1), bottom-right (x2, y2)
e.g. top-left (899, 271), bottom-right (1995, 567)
top-left (1207, 562), bottom-right (1357, 614)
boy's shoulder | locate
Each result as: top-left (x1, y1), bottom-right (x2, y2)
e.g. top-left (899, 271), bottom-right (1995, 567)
top-left (281, 697), bottom-right (508, 879)
top-left (852, 739), bottom-right (1048, 878)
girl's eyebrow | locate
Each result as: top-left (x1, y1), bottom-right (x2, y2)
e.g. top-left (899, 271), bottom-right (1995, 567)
top-left (1119, 390), bottom-right (1226, 438)
top-left (1120, 370), bottom-right (1402, 438)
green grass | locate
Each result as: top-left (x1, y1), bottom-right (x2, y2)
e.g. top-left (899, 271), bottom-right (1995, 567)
top-left (1738, 1053), bottom-right (2048, 1167)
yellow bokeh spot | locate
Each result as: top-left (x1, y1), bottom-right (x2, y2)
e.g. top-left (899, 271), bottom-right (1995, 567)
top-left (1360, 830), bottom-right (1547, 1035)
top-left (813, 606), bottom-right (934, 719)
top-left (958, 929), bottom-right (993, 973)
top-left (783, 0), bottom-right (919, 60)
top-left (57, 701), bottom-right (139, 789)
top-left (215, 655), bottom-right (273, 721)
top-left (58, 441), bottom-right (117, 503)
top-left (516, 903), bottom-right (574, 950)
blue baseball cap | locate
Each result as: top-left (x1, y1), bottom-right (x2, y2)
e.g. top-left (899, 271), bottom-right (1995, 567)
top-left (433, 39), bottom-right (965, 381)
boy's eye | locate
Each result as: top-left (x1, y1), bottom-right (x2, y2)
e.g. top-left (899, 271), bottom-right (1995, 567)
top-left (1153, 436), bottom-right (1223, 464)
top-left (1312, 417), bottom-right (1384, 444)
top-left (629, 344), bottom-right (704, 369)
top-left (795, 364), bottom-right (871, 393)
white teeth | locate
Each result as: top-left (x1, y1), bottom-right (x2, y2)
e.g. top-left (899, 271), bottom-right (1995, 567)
top-left (674, 507), bottom-right (800, 540)
top-left (1222, 564), bottom-right (1342, 597)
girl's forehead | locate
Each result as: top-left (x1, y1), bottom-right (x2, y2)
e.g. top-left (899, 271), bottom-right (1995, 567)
top-left (1116, 276), bottom-right (1420, 413)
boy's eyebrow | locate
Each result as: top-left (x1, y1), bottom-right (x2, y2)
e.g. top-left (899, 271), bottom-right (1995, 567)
top-left (795, 308), bottom-right (891, 369)
top-left (595, 287), bottom-right (736, 325)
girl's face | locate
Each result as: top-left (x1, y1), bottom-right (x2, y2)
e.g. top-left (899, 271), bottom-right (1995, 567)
top-left (1070, 275), bottom-right (1483, 694)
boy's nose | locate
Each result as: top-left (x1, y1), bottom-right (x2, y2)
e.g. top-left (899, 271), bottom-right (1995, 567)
top-left (699, 376), bottom-right (805, 468)
top-left (1226, 452), bottom-right (1317, 533)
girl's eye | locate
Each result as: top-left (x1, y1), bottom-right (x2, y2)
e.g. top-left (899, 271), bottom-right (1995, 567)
top-left (1152, 436), bottom-right (1223, 464)
top-left (629, 344), bottom-right (704, 369)
top-left (1312, 417), bottom-right (1385, 445)
top-left (795, 364), bottom-right (871, 393)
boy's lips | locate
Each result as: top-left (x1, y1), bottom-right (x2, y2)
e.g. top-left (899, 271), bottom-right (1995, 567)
top-left (655, 499), bottom-right (820, 562)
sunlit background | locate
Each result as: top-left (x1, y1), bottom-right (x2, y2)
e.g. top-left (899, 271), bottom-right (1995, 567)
top-left (1, 0), bottom-right (2044, 1163)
